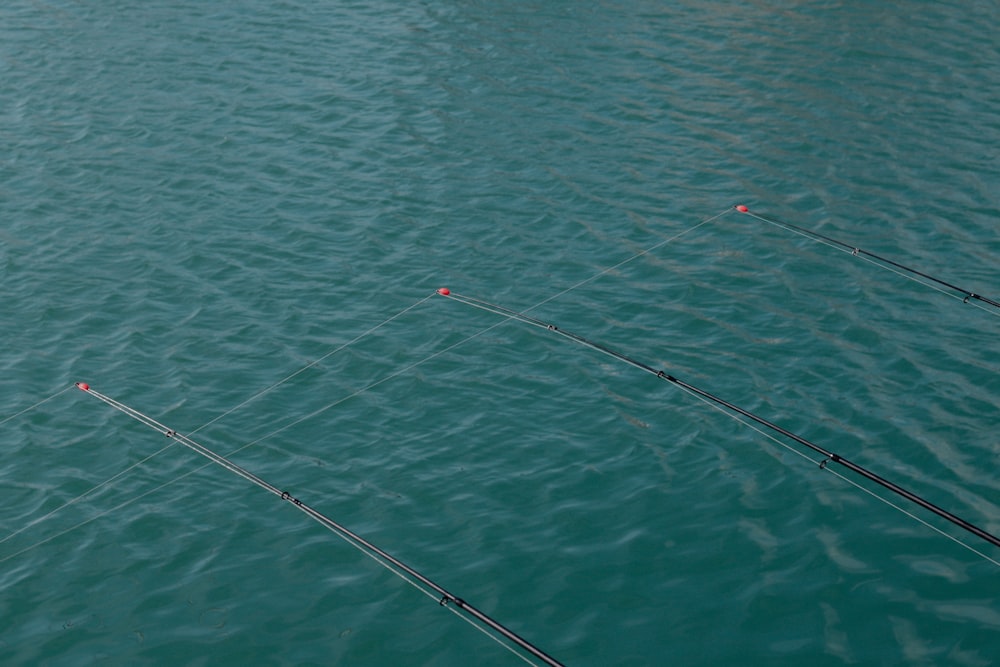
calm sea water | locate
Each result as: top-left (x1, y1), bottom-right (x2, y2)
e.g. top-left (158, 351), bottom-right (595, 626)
top-left (2, 1), bottom-right (998, 665)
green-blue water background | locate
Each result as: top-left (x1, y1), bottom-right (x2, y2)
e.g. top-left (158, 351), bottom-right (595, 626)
top-left (2, 1), bottom-right (998, 665)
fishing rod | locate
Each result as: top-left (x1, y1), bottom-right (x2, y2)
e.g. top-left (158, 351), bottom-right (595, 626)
top-left (733, 204), bottom-right (1000, 311)
top-left (436, 289), bottom-right (1000, 552)
top-left (74, 382), bottom-right (565, 667)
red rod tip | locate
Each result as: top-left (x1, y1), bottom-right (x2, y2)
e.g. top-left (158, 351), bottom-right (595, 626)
top-left (735, 204), bottom-right (749, 213)
top-left (76, 382), bottom-right (90, 391)
top-left (437, 287), bottom-right (451, 296)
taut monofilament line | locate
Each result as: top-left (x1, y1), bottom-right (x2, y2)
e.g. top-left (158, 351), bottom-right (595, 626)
top-left (74, 382), bottom-right (565, 667)
top-left (436, 289), bottom-right (1000, 553)
top-left (733, 204), bottom-right (999, 313)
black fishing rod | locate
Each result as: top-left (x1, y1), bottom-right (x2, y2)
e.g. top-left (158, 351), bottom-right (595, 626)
top-left (74, 382), bottom-right (565, 667)
top-left (436, 289), bottom-right (1000, 552)
top-left (734, 204), bottom-right (1000, 311)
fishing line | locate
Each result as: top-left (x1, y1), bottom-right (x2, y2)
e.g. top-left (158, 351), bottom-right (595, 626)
top-left (438, 289), bottom-right (1000, 554)
top-left (75, 383), bottom-right (564, 667)
top-left (54, 209), bottom-right (731, 542)
top-left (1, 383), bottom-right (180, 550)
top-left (0, 452), bottom-right (199, 567)
top-left (0, 440), bottom-right (178, 549)
top-left (0, 384), bottom-right (75, 427)
top-left (189, 292), bottom-right (437, 436)
top-left (0, 295), bottom-right (436, 552)
top-left (183, 207), bottom-right (729, 443)
top-left (222, 317), bottom-right (512, 455)
top-left (524, 207), bottom-right (733, 315)
top-left (734, 205), bottom-right (1000, 315)
top-left (36, 209), bottom-right (730, 545)
top-left (192, 207), bottom-right (731, 439)
top-left (1, 302), bottom-right (519, 567)
top-left (5, 209), bottom-right (727, 582)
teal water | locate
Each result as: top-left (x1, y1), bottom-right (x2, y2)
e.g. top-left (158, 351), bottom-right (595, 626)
top-left (2, 1), bottom-right (999, 665)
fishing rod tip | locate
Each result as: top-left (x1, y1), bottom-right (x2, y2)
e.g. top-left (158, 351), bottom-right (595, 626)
top-left (437, 287), bottom-right (451, 296)
top-left (735, 204), bottom-right (749, 213)
top-left (75, 382), bottom-right (90, 391)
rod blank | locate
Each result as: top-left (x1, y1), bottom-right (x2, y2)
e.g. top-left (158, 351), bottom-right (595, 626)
top-left (736, 205), bottom-right (999, 310)
top-left (77, 383), bottom-right (565, 667)
top-left (439, 292), bottom-right (1000, 551)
